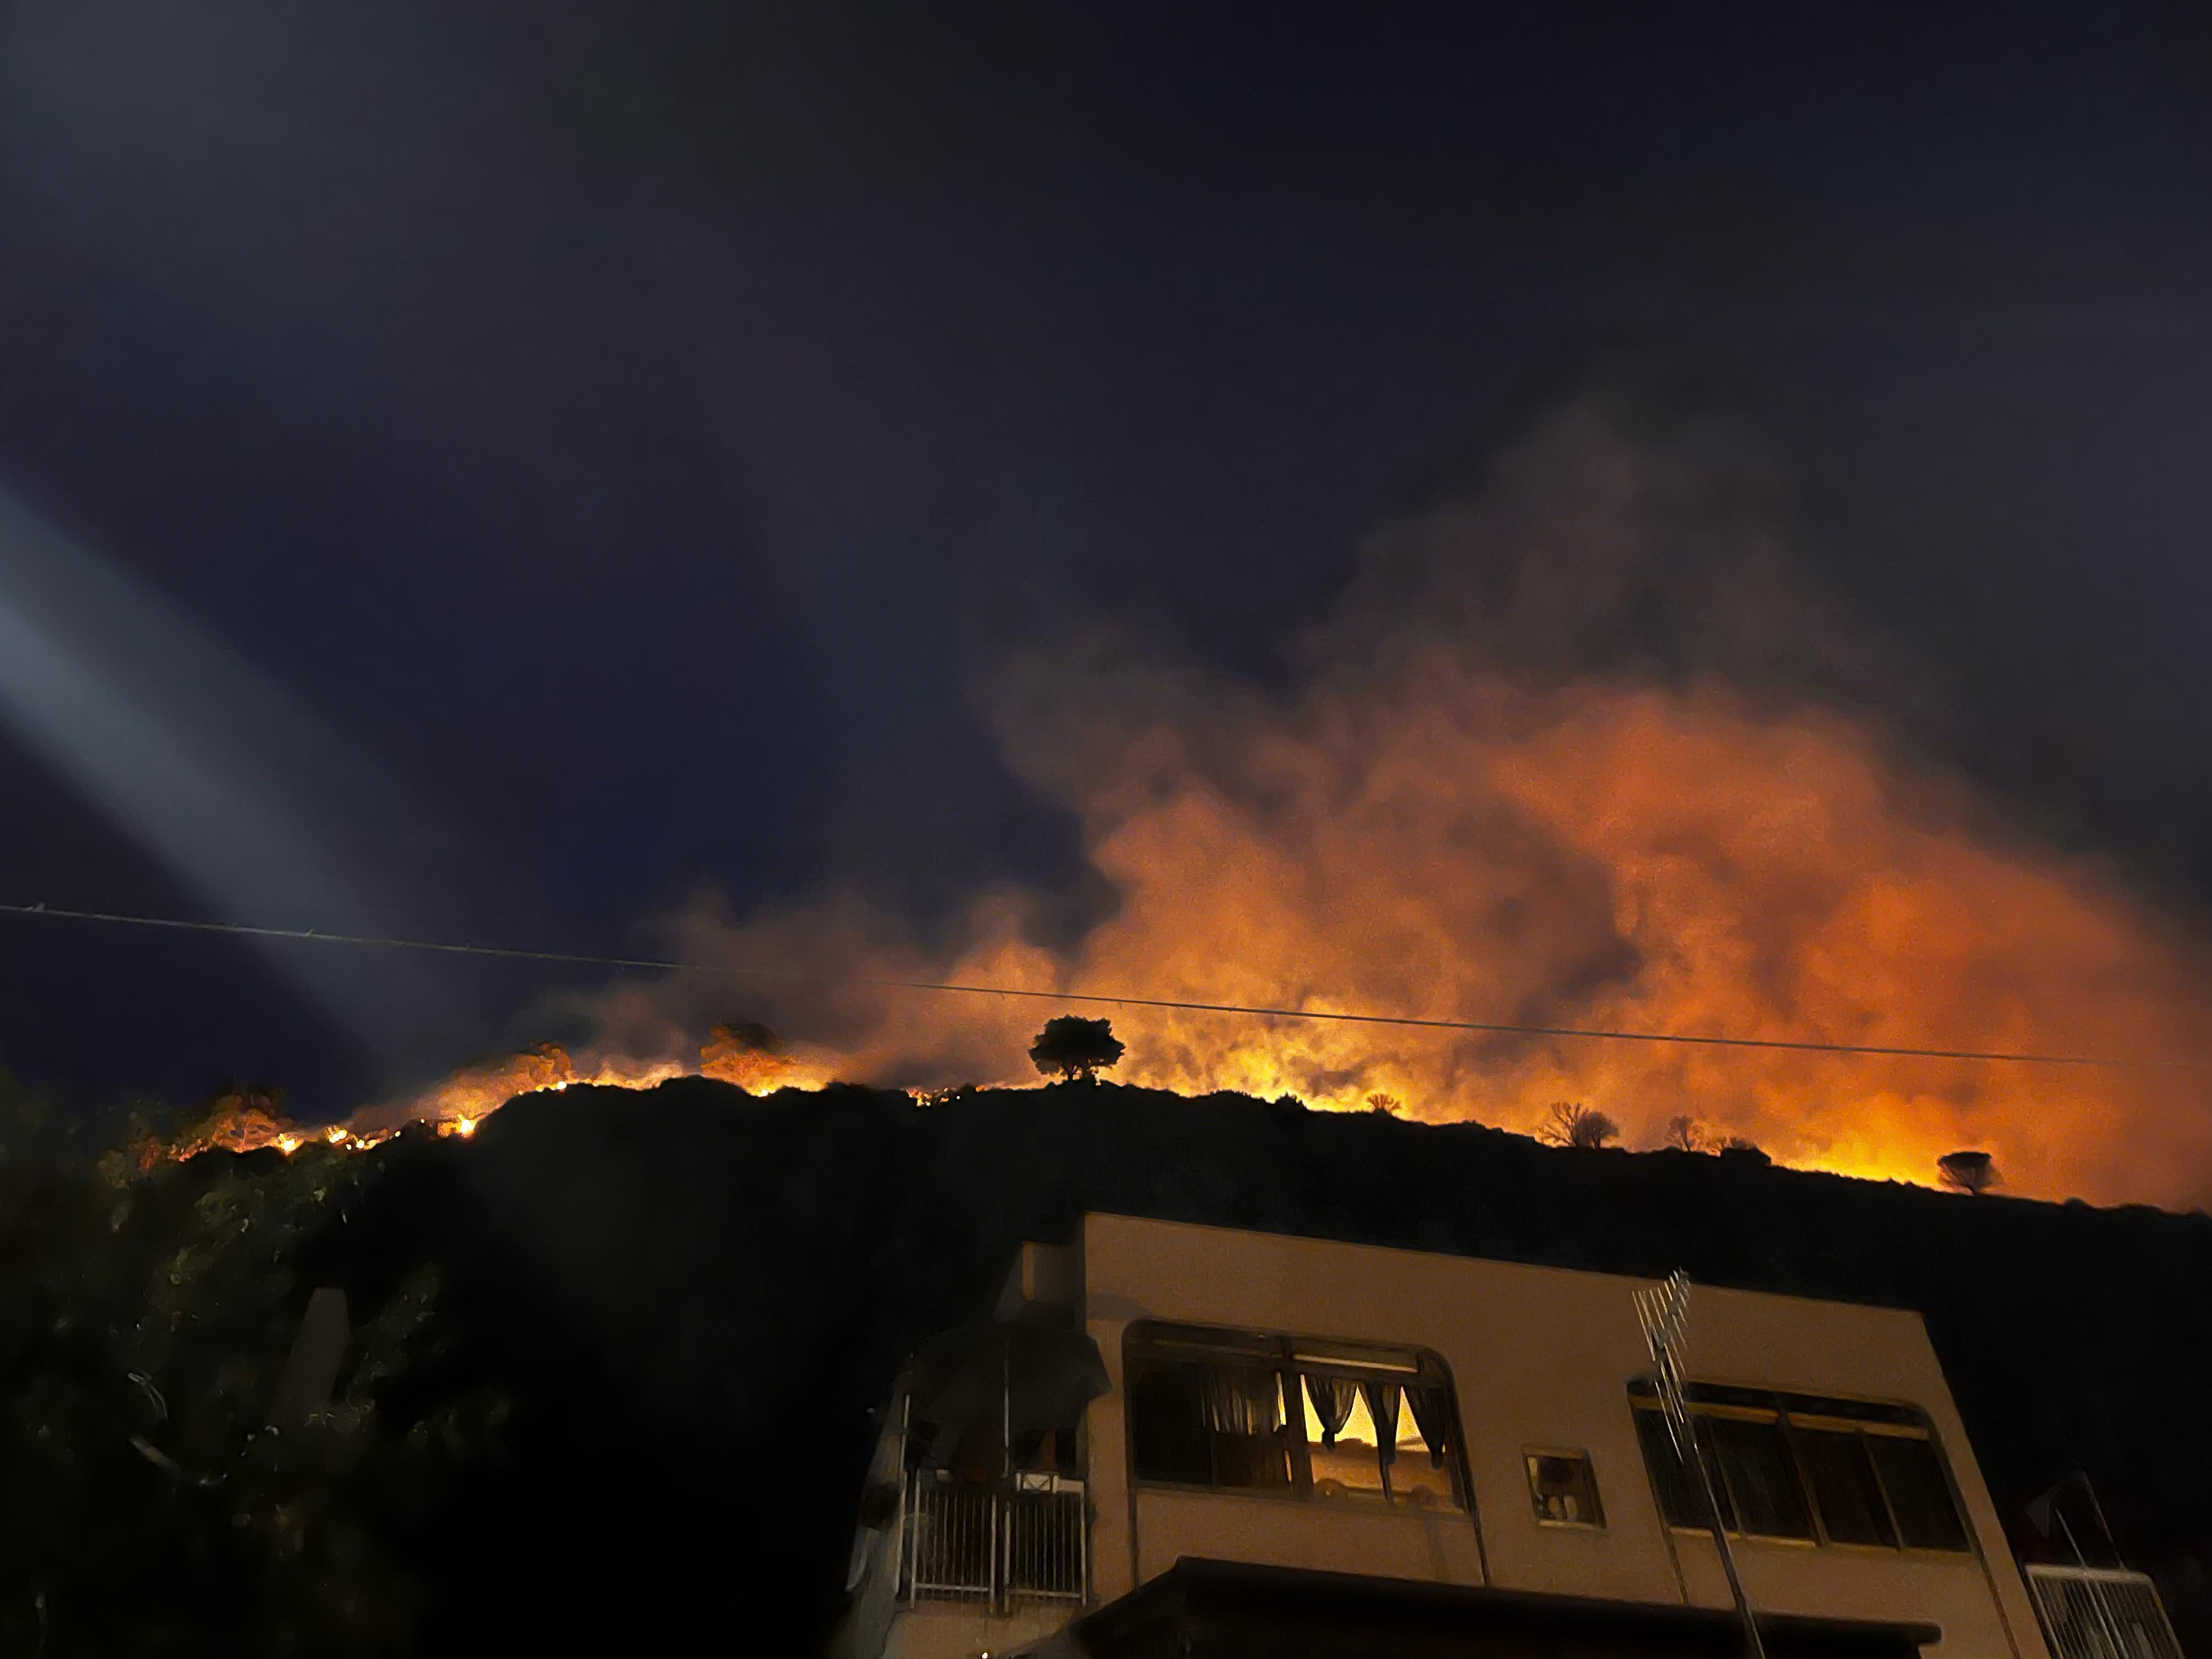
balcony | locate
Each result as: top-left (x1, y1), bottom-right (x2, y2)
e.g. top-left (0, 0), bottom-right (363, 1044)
top-left (902, 1469), bottom-right (1087, 1609)
top-left (2025, 1565), bottom-right (2185, 1659)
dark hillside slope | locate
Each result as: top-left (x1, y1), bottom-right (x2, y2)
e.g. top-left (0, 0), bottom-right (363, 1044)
top-left (321, 1080), bottom-right (2212, 1657)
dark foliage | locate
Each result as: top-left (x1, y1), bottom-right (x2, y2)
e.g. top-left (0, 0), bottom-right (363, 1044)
top-left (0, 1117), bottom-right (497, 1657)
top-left (1537, 1101), bottom-right (1618, 1149)
top-left (1027, 1017), bottom-right (1125, 1082)
top-left (1939, 1150), bottom-right (2001, 1195)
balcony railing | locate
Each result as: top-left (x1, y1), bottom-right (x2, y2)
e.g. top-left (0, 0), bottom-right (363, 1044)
top-left (2025, 1565), bottom-right (2185, 1659)
top-left (902, 1470), bottom-right (1087, 1611)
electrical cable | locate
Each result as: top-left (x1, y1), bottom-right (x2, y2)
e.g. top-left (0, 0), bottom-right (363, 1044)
top-left (1, 900), bottom-right (2201, 1069)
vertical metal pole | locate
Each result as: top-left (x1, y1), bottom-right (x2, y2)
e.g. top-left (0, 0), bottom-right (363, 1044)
top-left (898, 1392), bottom-right (915, 1603)
top-left (999, 1343), bottom-right (1012, 1613)
top-left (2056, 1511), bottom-right (2125, 1659)
top-left (1687, 1416), bottom-right (1767, 1659)
top-left (2079, 1479), bottom-right (2135, 1659)
top-left (1640, 1272), bottom-right (1765, 1659)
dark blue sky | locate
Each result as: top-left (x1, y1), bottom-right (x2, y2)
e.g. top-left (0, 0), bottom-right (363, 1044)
top-left (2, 1), bottom-right (2209, 1117)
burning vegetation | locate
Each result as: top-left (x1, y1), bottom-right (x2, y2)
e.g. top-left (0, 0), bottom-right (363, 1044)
top-left (151, 1023), bottom-right (825, 1165)
top-left (141, 389), bottom-right (2212, 1209)
top-left (622, 388), bottom-right (2212, 1209)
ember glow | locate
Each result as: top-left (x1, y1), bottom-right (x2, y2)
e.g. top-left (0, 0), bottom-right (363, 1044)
top-left (158, 1026), bottom-right (828, 1162)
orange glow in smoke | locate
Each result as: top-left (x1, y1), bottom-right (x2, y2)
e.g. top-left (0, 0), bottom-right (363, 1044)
top-left (663, 664), bottom-right (2212, 1208)
top-left (155, 404), bottom-right (2212, 1211)
top-left (158, 675), bottom-right (2212, 1209)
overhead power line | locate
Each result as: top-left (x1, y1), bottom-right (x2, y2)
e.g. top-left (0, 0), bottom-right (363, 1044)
top-left (0, 900), bottom-right (2200, 1071)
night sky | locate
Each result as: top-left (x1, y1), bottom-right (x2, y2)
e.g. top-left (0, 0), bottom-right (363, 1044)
top-left (3, 2), bottom-right (2210, 1122)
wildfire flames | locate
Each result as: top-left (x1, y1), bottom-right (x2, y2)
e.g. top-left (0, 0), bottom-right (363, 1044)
top-left (157, 390), bottom-right (2212, 1209)
top-left (161, 1025), bottom-right (826, 1165)
top-left (642, 391), bottom-right (2212, 1210)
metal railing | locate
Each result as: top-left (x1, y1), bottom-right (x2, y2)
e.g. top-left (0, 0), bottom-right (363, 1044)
top-left (902, 1471), bottom-right (1087, 1610)
top-left (2026, 1565), bottom-right (2186, 1659)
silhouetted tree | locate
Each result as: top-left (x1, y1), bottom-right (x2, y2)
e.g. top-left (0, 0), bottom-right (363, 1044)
top-left (1938, 1150), bottom-right (2000, 1194)
top-left (1663, 1115), bottom-right (1707, 1152)
top-left (1366, 1093), bottom-right (1402, 1115)
top-left (1028, 1017), bottom-right (1125, 1083)
top-left (1538, 1102), bottom-right (1618, 1149)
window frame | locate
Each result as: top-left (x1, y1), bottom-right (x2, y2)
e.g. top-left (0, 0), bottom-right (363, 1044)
top-left (1523, 1445), bottom-right (1607, 1532)
top-left (1697, 1403), bottom-right (1819, 1547)
top-left (1628, 1380), bottom-right (1974, 1559)
top-left (1122, 1321), bottom-right (1470, 1515)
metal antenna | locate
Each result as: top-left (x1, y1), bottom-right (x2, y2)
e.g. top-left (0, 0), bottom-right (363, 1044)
top-left (1637, 1271), bottom-right (1766, 1659)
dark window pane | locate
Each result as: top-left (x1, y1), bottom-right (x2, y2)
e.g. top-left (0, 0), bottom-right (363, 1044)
top-left (1634, 1407), bottom-right (1731, 1531)
top-left (1868, 1435), bottom-right (1969, 1552)
top-left (1211, 1420), bottom-right (1292, 1490)
top-left (1704, 1415), bottom-right (1815, 1540)
top-left (1526, 1451), bottom-right (1605, 1527)
top-left (1201, 1364), bottom-right (1291, 1490)
top-left (1794, 1427), bottom-right (1897, 1547)
top-left (1128, 1358), bottom-right (1293, 1491)
top-left (1129, 1360), bottom-right (1213, 1485)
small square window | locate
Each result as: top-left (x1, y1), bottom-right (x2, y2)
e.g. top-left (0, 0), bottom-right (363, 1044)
top-left (1525, 1449), bottom-right (1605, 1528)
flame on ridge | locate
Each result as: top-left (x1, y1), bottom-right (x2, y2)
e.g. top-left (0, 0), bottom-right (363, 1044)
top-left (156, 1023), bottom-right (827, 1164)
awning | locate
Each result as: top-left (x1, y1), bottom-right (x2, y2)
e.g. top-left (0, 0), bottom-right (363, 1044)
top-left (907, 1320), bottom-right (1110, 1469)
top-left (1070, 1559), bottom-right (1941, 1659)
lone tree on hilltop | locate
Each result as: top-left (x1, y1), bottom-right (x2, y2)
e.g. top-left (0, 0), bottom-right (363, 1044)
top-left (1029, 1016), bottom-right (1125, 1083)
top-left (1538, 1101), bottom-right (1618, 1149)
top-left (1938, 1150), bottom-right (2000, 1195)
top-left (1365, 1093), bottom-right (1402, 1115)
top-left (1663, 1115), bottom-right (1708, 1152)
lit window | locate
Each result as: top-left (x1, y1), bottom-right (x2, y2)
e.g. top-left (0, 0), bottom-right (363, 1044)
top-left (1303, 1376), bottom-right (1388, 1500)
top-left (1125, 1323), bottom-right (1464, 1510)
top-left (1525, 1450), bottom-right (1605, 1528)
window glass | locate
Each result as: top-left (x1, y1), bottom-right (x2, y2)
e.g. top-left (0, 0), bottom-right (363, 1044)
top-left (1525, 1451), bottom-right (1604, 1527)
top-left (1126, 1325), bottom-right (1461, 1510)
top-left (1792, 1425), bottom-right (1897, 1547)
top-left (1867, 1434), bottom-right (1969, 1552)
top-left (1302, 1376), bottom-right (1388, 1499)
top-left (1631, 1384), bottom-right (1967, 1556)
top-left (1704, 1414), bottom-right (1815, 1540)
top-left (1202, 1364), bottom-right (1293, 1492)
top-left (1127, 1353), bottom-right (1291, 1491)
top-left (1391, 1401), bottom-right (1456, 1510)
top-left (1128, 1359), bottom-right (1213, 1485)
top-left (1634, 1406), bottom-right (1731, 1531)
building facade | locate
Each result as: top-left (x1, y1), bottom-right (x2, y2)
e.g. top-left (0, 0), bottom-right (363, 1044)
top-left (835, 1213), bottom-right (2057, 1659)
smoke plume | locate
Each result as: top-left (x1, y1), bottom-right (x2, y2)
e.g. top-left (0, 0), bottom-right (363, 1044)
top-left (595, 383), bottom-right (2212, 1207)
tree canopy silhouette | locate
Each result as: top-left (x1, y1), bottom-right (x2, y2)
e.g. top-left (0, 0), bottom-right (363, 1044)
top-left (1939, 1150), bottom-right (2000, 1195)
top-left (1028, 1017), bottom-right (1125, 1083)
top-left (1537, 1101), bottom-right (1618, 1149)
